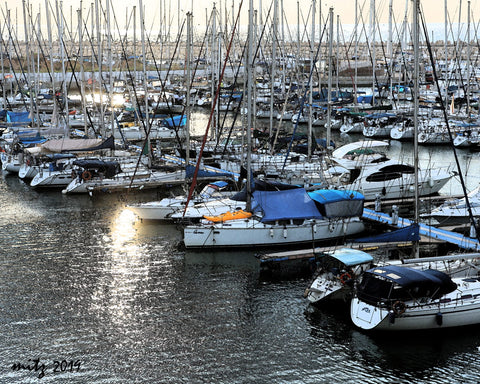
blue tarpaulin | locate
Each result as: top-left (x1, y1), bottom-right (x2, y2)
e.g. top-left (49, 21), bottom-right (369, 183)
top-left (322, 248), bottom-right (374, 266)
top-left (6, 111), bottom-right (31, 125)
top-left (253, 188), bottom-right (323, 222)
top-left (367, 265), bottom-right (455, 291)
top-left (353, 224), bottom-right (420, 243)
top-left (308, 189), bottom-right (364, 218)
top-left (161, 115), bottom-right (186, 128)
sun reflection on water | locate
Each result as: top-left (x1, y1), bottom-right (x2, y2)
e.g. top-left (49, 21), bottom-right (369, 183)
top-left (91, 208), bottom-right (149, 327)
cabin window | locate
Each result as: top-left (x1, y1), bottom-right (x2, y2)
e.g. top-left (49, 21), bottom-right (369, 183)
top-left (366, 172), bottom-right (401, 182)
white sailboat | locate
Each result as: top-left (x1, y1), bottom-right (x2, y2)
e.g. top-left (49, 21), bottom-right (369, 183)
top-left (182, 188), bottom-right (365, 249)
top-left (350, 264), bottom-right (480, 331)
top-left (126, 181), bottom-right (237, 221)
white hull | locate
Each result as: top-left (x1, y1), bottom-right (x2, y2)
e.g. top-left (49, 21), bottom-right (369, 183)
top-left (18, 164), bottom-right (38, 179)
top-left (127, 198), bottom-right (189, 220)
top-left (1, 155), bottom-right (22, 173)
top-left (344, 168), bottom-right (451, 200)
top-left (30, 170), bottom-right (73, 187)
top-left (363, 125), bottom-right (392, 138)
top-left (171, 199), bottom-right (246, 221)
top-left (390, 125), bottom-right (414, 140)
top-left (64, 169), bottom-right (185, 194)
top-left (183, 217), bottom-right (365, 249)
top-left (351, 286), bottom-right (480, 331)
top-left (340, 122), bottom-right (364, 134)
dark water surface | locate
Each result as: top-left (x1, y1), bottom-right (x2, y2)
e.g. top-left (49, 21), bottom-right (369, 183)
top-left (2, 150), bottom-right (480, 383)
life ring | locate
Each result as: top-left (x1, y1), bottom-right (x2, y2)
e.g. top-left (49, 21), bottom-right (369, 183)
top-left (81, 170), bottom-right (92, 181)
top-left (339, 272), bottom-right (352, 285)
top-left (392, 300), bottom-right (406, 315)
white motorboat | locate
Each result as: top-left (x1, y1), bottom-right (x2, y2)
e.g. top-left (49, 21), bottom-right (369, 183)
top-left (350, 264), bottom-right (480, 331)
top-left (304, 248), bottom-right (374, 305)
top-left (324, 141), bottom-right (453, 200)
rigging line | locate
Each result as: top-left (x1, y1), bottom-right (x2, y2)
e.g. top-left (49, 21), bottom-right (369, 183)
top-left (53, 6), bottom-right (100, 134)
top-left (144, 13), bottom-right (214, 158)
top-left (144, 20), bottom-right (186, 133)
top-left (0, 20), bottom-right (14, 110)
top-left (420, 9), bottom-right (480, 244)
top-left (217, 2), bottom-right (274, 156)
top-left (183, 0), bottom-right (244, 217)
top-left (282, 16), bottom-right (327, 172)
top-left (0, 7), bottom-right (33, 112)
top-left (355, 1), bottom-right (384, 107)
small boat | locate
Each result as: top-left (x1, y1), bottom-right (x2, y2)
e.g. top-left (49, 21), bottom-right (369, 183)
top-left (304, 248), bottom-right (374, 305)
top-left (126, 181), bottom-right (237, 221)
top-left (421, 185), bottom-right (480, 225)
top-left (183, 188), bottom-right (365, 249)
top-left (350, 264), bottom-right (480, 331)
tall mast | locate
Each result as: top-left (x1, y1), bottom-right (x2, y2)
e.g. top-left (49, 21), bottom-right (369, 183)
top-left (78, 4), bottom-right (87, 136)
top-left (326, 7), bottom-right (333, 151)
top-left (186, 11), bottom-right (192, 169)
top-left (246, 0), bottom-right (253, 212)
top-left (0, 4), bottom-right (4, 108)
top-left (139, 0), bottom-right (151, 166)
top-left (413, 0), bottom-right (419, 258)
top-left (444, 0), bottom-right (448, 108)
top-left (370, 0), bottom-right (375, 106)
top-left (269, 0), bottom-right (278, 140)
top-left (95, 0), bottom-right (104, 135)
top-left (467, 0), bottom-right (471, 115)
top-left (308, 0), bottom-right (315, 161)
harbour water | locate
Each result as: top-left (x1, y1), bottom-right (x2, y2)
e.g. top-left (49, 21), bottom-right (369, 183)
top-left (2, 126), bottom-right (480, 383)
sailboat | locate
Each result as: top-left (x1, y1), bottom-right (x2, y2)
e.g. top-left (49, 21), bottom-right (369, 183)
top-left (350, 263), bottom-right (480, 331)
top-left (182, 188), bottom-right (365, 249)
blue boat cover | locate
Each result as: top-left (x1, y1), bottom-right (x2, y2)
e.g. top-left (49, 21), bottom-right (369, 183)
top-left (325, 248), bottom-right (374, 266)
top-left (253, 188), bottom-right (323, 222)
top-left (367, 265), bottom-right (455, 290)
top-left (6, 111), bottom-right (31, 124)
top-left (308, 189), bottom-right (364, 203)
top-left (308, 189), bottom-right (364, 218)
top-left (353, 224), bottom-right (420, 243)
top-left (161, 115), bottom-right (186, 128)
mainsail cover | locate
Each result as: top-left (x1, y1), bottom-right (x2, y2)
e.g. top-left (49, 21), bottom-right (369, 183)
top-left (41, 136), bottom-right (115, 153)
top-left (253, 188), bottom-right (323, 222)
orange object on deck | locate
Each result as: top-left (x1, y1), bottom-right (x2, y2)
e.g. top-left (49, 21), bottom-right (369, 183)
top-left (204, 210), bottom-right (252, 223)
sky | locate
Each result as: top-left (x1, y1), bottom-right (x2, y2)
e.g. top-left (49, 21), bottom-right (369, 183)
top-left (2, 0), bottom-right (480, 39)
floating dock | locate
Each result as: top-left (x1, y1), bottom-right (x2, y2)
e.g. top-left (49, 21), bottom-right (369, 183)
top-left (258, 207), bottom-right (480, 277)
top-left (362, 208), bottom-right (480, 252)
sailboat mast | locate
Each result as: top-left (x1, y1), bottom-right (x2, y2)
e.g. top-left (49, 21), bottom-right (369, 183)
top-left (185, 11), bottom-right (192, 169)
top-left (308, 0), bottom-right (315, 161)
top-left (413, 0), bottom-right (420, 258)
top-left (326, 7), bottom-right (333, 151)
top-left (246, 0), bottom-right (253, 212)
top-left (139, 0), bottom-right (151, 166)
top-left (467, 0), bottom-right (471, 115)
top-left (269, 0), bottom-right (277, 140)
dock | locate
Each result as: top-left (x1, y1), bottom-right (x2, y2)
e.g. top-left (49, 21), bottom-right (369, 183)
top-left (258, 207), bottom-right (480, 277)
top-left (362, 208), bottom-right (480, 252)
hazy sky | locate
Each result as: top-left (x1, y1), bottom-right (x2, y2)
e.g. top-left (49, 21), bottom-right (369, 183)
top-left (2, 0), bottom-right (480, 34)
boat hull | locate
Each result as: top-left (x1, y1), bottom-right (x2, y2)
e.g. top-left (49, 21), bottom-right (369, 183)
top-left (183, 217), bottom-right (365, 249)
top-left (351, 278), bottom-right (480, 331)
